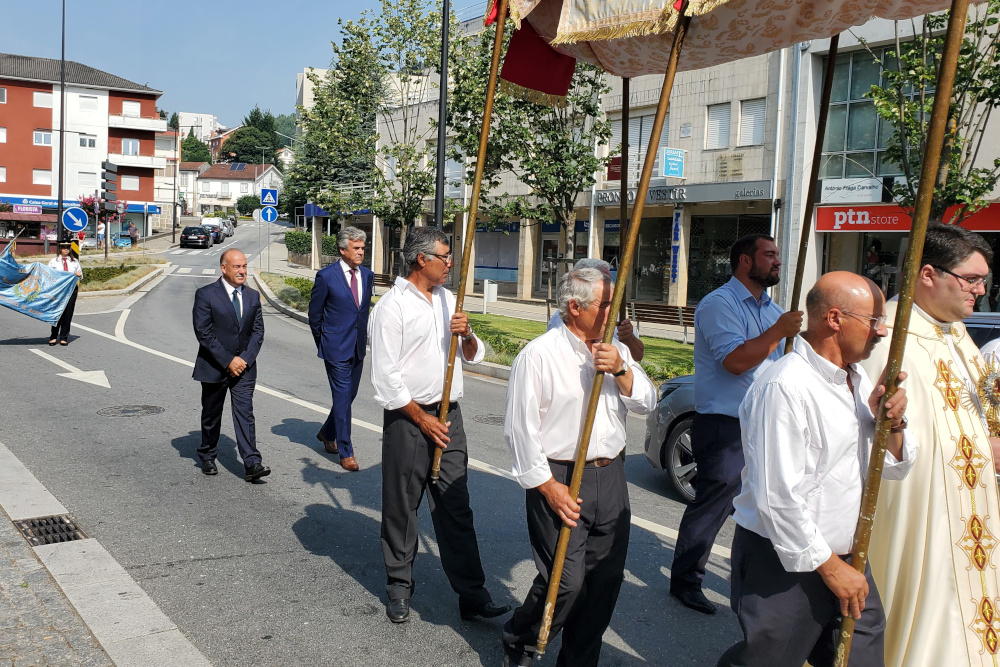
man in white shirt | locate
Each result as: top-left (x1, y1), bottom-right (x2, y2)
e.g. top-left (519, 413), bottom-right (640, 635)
top-left (368, 227), bottom-right (510, 625)
top-left (719, 271), bottom-right (913, 667)
top-left (501, 267), bottom-right (657, 667)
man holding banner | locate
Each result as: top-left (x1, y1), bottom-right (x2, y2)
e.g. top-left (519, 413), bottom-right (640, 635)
top-left (47, 242), bottom-right (82, 346)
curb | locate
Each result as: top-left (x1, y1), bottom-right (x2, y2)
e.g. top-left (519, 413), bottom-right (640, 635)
top-left (254, 273), bottom-right (309, 324)
top-left (253, 273), bottom-right (513, 381)
top-left (77, 264), bottom-right (169, 299)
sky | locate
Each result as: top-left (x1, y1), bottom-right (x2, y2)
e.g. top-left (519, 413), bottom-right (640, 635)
top-left (2, 0), bottom-right (485, 128)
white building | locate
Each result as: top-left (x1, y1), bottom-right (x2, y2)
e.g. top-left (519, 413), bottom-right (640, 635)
top-left (295, 67), bottom-right (329, 119)
top-left (179, 161), bottom-right (210, 215)
top-left (196, 163), bottom-right (283, 215)
top-left (177, 112), bottom-right (224, 143)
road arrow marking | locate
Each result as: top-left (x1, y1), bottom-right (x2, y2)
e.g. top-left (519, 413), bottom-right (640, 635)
top-left (29, 349), bottom-right (111, 388)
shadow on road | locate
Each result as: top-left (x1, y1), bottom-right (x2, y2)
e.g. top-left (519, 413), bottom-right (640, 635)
top-left (0, 335), bottom-right (74, 346)
top-left (169, 429), bottom-right (250, 480)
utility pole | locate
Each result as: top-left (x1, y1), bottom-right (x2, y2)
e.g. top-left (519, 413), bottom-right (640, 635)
top-left (171, 129), bottom-right (179, 243)
top-left (432, 0), bottom-right (451, 229)
top-left (56, 0), bottom-right (67, 246)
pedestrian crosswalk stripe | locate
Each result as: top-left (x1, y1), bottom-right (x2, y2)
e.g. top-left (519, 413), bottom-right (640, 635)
top-left (171, 249), bottom-right (188, 255)
top-left (178, 267), bottom-right (192, 274)
top-left (202, 269), bottom-right (216, 275)
top-left (188, 250), bottom-right (203, 255)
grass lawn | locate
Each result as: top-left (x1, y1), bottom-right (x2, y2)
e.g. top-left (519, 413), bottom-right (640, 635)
top-left (78, 257), bottom-right (163, 292)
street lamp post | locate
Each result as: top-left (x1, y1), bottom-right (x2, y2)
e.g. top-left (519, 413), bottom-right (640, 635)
top-left (433, 0), bottom-right (451, 229)
top-left (56, 0), bottom-right (68, 246)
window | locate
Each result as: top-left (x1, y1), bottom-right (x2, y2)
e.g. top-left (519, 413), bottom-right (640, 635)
top-left (120, 174), bottom-right (140, 191)
top-left (445, 155), bottom-right (463, 198)
top-left (155, 137), bottom-right (172, 152)
top-left (33, 91), bottom-right (53, 108)
top-left (609, 113), bottom-right (670, 182)
top-left (33, 169), bottom-right (52, 185)
top-left (34, 131), bottom-right (52, 146)
top-left (79, 95), bottom-right (98, 111)
top-left (78, 134), bottom-right (96, 149)
top-left (706, 103), bottom-right (731, 150)
top-left (739, 98), bottom-right (766, 146)
top-left (201, 181), bottom-right (210, 193)
top-left (0, 128), bottom-right (5, 143)
top-left (221, 182), bottom-right (229, 195)
top-left (820, 48), bottom-right (921, 179)
top-left (78, 172), bottom-right (97, 188)
top-left (241, 183), bottom-right (249, 193)
top-left (121, 138), bottom-right (140, 156)
top-left (0, 88), bottom-right (5, 104)
top-left (122, 100), bottom-right (142, 117)
top-left (385, 155), bottom-right (397, 181)
top-left (0, 167), bottom-right (5, 183)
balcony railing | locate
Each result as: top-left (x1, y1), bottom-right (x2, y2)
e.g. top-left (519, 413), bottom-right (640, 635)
top-left (108, 114), bottom-right (168, 132)
top-left (108, 152), bottom-right (167, 169)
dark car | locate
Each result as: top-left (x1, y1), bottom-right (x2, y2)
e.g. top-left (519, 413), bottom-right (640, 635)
top-left (180, 226), bottom-right (213, 249)
top-left (644, 311), bottom-right (1000, 504)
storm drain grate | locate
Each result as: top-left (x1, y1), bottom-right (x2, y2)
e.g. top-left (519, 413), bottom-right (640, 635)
top-left (97, 405), bottom-right (165, 418)
top-left (14, 514), bottom-right (88, 546)
top-left (473, 414), bottom-right (506, 426)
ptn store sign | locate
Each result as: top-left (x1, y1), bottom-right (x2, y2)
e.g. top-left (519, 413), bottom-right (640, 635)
top-left (815, 204), bottom-right (1000, 233)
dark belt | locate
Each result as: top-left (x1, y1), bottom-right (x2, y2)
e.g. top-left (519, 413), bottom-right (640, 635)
top-left (417, 401), bottom-right (458, 413)
top-left (548, 456), bottom-right (618, 468)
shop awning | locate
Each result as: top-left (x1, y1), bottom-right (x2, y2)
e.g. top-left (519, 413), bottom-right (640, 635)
top-left (0, 212), bottom-right (58, 222)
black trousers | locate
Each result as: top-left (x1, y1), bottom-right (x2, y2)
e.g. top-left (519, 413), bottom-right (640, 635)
top-left (503, 456), bottom-right (631, 667)
top-left (671, 413), bottom-right (743, 593)
top-left (718, 527), bottom-right (886, 667)
top-left (51, 286), bottom-right (77, 341)
top-left (198, 371), bottom-right (261, 468)
top-left (380, 403), bottom-right (491, 606)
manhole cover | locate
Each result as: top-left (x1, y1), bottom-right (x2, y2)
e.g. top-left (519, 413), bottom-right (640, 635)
top-left (97, 405), bottom-right (165, 418)
top-left (14, 514), bottom-right (88, 546)
top-left (473, 414), bottom-right (505, 426)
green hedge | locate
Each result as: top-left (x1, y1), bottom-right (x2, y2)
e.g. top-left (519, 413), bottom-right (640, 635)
top-left (284, 230), bottom-right (339, 256)
top-left (285, 276), bottom-right (314, 299)
top-left (80, 264), bottom-right (136, 285)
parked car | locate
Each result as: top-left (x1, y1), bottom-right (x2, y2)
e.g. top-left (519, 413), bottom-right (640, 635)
top-left (80, 234), bottom-right (98, 249)
top-left (644, 311), bottom-right (1000, 504)
top-left (180, 226), bottom-right (213, 249)
top-left (201, 220), bottom-right (224, 243)
top-left (220, 219), bottom-right (235, 237)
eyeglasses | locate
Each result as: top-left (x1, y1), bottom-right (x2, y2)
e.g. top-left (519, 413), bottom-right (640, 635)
top-left (933, 265), bottom-right (990, 290)
top-left (840, 310), bottom-right (887, 330)
top-left (427, 253), bottom-right (453, 264)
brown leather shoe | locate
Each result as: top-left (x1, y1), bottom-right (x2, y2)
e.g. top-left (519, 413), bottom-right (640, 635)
top-left (340, 456), bottom-right (360, 472)
top-left (316, 432), bottom-right (338, 455)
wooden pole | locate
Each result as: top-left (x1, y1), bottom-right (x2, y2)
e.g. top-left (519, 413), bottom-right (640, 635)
top-left (833, 1), bottom-right (970, 664)
top-left (535, 8), bottom-right (692, 655)
top-left (618, 77), bottom-right (630, 322)
top-left (783, 33), bottom-right (839, 354)
top-left (430, 0), bottom-right (508, 482)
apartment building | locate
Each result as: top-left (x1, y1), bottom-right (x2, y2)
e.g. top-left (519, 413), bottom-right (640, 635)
top-left (0, 53), bottom-right (167, 253)
top-left (196, 163), bottom-right (283, 216)
top-left (178, 112), bottom-right (224, 143)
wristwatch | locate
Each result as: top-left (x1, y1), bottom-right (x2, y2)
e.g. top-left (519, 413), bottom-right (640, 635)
top-left (890, 415), bottom-right (908, 432)
top-left (612, 365), bottom-right (628, 377)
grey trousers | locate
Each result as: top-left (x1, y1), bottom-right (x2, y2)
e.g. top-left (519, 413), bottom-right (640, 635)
top-left (718, 526), bottom-right (886, 667)
top-left (379, 403), bottom-right (491, 607)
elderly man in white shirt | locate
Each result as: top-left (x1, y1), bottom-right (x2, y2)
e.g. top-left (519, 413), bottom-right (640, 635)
top-left (368, 226), bottom-right (510, 625)
top-left (718, 271), bottom-right (915, 667)
top-left (501, 267), bottom-right (657, 667)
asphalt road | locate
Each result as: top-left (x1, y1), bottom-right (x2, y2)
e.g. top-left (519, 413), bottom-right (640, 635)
top-left (0, 221), bottom-right (740, 666)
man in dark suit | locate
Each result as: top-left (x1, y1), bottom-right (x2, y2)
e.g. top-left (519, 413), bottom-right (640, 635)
top-left (192, 248), bottom-right (269, 482)
top-left (308, 226), bottom-right (374, 471)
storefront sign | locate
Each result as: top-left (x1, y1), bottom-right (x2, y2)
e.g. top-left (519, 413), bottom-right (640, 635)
top-left (12, 205), bottom-right (41, 215)
top-left (670, 206), bottom-right (682, 284)
top-left (820, 178), bottom-right (889, 204)
top-left (661, 148), bottom-right (685, 179)
top-left (595, 180), bottom-right (772, 207)
top-left (816, 203), bottom-right (1000, 232)
top-left (607, 157), bottom-right (622, 181)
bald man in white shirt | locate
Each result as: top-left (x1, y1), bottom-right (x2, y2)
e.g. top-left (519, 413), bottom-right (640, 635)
top-left (501, 267), bottom-right (657, 667)
top-left (718, 272), bottom-right (914, 667)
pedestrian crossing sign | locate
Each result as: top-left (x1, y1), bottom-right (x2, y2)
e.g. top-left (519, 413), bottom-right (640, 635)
top-left (261, 189), bottom-right (278, 206)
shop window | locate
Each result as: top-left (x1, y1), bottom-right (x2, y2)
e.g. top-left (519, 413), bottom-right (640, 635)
top-left (33, 169), bottom-right (52, 185)
top-left (686, 214), bottom-right (772, 305)
top-left (120, 174), bottom-right (140, 191)
top-left (33, 91), bottom-right (53, 108)
top-left (821, 48), bottom-right (929, 180)
top-left (34, 131), bottom-right (52, 146)
top-left (609, 113), bottom-right (669, 183)
top-left (122, 138), bottom-right (140, 156)
top-left (739, 98), bottom-right (766, 146)
top-left (78, 95), bottom-right (98, 111)
top-left (706, 103), bottom-right (731, 150)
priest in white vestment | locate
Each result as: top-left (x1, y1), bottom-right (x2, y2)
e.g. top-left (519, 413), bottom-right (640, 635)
top-left (862, 223), bottom-right (1000, 667)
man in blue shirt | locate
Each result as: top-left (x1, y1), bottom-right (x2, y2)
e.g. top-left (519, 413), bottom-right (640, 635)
top-left (670, 234), bottom-right (802, 614)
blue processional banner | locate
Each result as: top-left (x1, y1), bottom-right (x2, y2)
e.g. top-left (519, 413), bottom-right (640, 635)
top-left (0, 244), bottom-right (79, 326)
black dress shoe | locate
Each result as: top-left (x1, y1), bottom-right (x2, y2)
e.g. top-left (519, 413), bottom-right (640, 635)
top-left (671, 588), bottom-right (717, 615)
top-left (244, 463), bottom-right (271, 482)
top-left (459, 599), bottom-right (512, 621)
top-left (502, 639), bottom-right (533, 667)
top-left (201, 460), bottom-right (218, 476)
top-left (386, 598), bottom-right (410, 623)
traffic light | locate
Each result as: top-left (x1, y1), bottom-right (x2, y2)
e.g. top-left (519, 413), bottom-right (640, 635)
top-left (100, 161), bottom-right (118, 212)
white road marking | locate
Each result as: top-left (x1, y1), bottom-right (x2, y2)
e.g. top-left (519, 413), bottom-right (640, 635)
top-left (178, 267), bottom-right (191, 274)
top-left (188, 250), bottom-right (203, 256)
top-left (28, 349), bottom-right (111, 388)
top-left (114, 309), bottom-right (129, 339)
top-left (170, 249), bottom-right (188, 255)
top-left (201, 269), bottom-right (216, 275)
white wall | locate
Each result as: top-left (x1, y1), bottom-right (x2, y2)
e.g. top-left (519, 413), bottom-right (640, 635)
top-left (54, 85), bottom-right (111, 203)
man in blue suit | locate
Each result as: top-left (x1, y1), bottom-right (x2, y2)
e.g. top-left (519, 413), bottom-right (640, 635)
top-left (309, 226), bottom-right (374, 471)
top-left (192, 248), bottom-right (269, 482)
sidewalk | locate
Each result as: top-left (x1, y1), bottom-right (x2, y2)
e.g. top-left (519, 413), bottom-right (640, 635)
top-left (255, 233), bottom-right (691, 343)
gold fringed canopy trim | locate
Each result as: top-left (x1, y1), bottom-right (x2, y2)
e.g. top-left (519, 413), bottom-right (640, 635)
top-left (499, 79), bottom-right (567, 107)
top-left (550, 11), bottom-right (678, 44)
top-left (685, 0), bottom-right (735, 16)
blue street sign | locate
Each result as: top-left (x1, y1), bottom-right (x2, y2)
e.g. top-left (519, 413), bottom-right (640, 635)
top-left (260, 206), bottom-right (278, 223)
top-left (260, 189), bottom-right (278, 206)
top-left (61, 207), bottom-right (88, 233)
top-left (661, 148), bottom-right (686, 179)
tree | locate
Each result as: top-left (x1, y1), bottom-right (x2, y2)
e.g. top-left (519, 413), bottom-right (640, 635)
top-left (219, 127), bottom-right (277, 166)
top-left (168, 112), bottom-right (179, 131)
top-left (449, 20), bottom-right (612, 258)
top-left (78, 196), bottom-right (129, 231)
top-left (274, 113), bottom-right (296, 146)
top-left (243, 106), bottom-right (280, 146)
top-left (181, 129), bottom-right (213, 164)
top-left (863, 2), bottom-right (1000, 224)
top-left (236, 195), bottom-right (260, 216)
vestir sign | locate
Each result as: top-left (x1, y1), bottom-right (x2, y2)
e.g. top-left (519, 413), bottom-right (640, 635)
top-left (815, 204), bottom-right (1000, 232)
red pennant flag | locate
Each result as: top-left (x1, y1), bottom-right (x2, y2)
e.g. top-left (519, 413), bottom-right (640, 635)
top-left (500, 22), bottom-right (576, 107)
top-left (484, 0), bottom-right (499, 26)
top-left (674, 0), bottom-right (684, 10)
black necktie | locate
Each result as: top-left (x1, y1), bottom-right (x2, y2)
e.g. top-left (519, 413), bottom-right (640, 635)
top-left (232, 289), bottom-right (242, 326)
